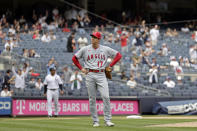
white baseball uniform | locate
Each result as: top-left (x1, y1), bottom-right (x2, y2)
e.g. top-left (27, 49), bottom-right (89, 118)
top-left (44, 74), bottom-right (63, 116)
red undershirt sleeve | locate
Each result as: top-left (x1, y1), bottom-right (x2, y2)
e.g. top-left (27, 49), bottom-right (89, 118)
top-left (109, 52), bottom-right (122, 67)
top-left (72, 55), bottom-right (82, 70)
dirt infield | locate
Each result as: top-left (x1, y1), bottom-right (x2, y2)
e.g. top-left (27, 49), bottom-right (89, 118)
top-left (144, 116), bottom-right (197, 127)
top-left (143, 116), bottom-right (197, 119)
top-left (148, 121), bottom-right (197, 127)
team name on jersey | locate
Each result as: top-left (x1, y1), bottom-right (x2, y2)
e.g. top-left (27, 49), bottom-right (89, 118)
top-left (87, 54), bottom-right (106, 61)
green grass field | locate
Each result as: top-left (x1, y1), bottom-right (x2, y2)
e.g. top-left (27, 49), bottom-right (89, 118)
top-left (1, 116), bottom-right (197, 131)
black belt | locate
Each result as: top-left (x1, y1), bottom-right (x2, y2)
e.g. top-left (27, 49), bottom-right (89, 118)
top-left (48, 89), bottom-right (58, 91)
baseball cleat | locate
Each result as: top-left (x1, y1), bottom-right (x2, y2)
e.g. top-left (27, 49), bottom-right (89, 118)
top-left (105, 121), bottom-right (115, 127)
top-left (48, 115), bottom-right (52, 119)
top-left (93, 122), bottom-right (100, 127)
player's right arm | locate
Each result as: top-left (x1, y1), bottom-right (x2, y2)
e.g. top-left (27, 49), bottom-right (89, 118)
top-left (72, 47), bottom-right (88, 74)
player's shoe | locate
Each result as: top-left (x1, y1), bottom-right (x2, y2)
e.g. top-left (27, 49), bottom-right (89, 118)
top-left (48, 115), bottom-right (52, 119)
top-left (105, 121), bottom-right (115, 127)
top-left (93, 122), bottom-right (100, 127)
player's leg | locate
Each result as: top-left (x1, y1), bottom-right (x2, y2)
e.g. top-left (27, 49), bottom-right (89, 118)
top-left (47, 90), bottom-right (53, 117)
top-left (53, 89), bottom-right (59, 116)
top-left (85, 73), bottom-right (99, 124)
top-left (96, 73), bottom-right (112, 123)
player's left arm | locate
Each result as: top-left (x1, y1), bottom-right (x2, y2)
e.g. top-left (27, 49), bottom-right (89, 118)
top-left (43, 76), bottom-right (48, 96)
top-left (107, 47), bottom-right (122, 67)
top-left (57, 75), bottom-right (64, 95)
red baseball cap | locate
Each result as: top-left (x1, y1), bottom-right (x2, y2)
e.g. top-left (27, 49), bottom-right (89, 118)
top-left (90, 32), bottom-right (102, 39)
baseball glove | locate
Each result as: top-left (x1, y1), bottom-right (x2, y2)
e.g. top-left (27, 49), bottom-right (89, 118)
top-left (105, 66), bottom-right (112, 79)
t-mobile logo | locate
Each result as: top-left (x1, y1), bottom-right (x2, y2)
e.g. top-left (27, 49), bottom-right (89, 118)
top-left (16, 100), bottom-right (25, 114)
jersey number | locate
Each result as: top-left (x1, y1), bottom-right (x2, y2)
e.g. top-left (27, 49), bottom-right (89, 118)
top-left (98, 61), bottom-right (103, 67)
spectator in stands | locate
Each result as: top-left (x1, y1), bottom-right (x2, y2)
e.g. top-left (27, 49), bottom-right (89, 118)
top-left (19, 15), bottom-right (26, 25)
top-left (29, 77), bottom-right (36, 85)
top-left (120, 32), bottom-right (129, 52)
top-left (49, 31), bottom-right (56, 40)
top-left (8, 25), bottom-right (16, 35)
top-left (0, 85), bottom-right (12, 97)
top-left (35, 78), bottom-right (43, 90)
top-left (0, 29), bottom-right (6, 41)
top-left (181, 24), bottom-right (190, 33)
top-left (32, 30), bottom-right (40, 40)
top-left (120, 71), bottom-right (129, 81)
top-left (70, 70), bottom-right (82, 90)
top-left (126, 75), bottom-right (137, 88)
top-left (131, 51), bottom-right (141, 65)
top-left (41, 32), bottom-right (51, 43)
top-left (12, 63), bottom-right (30, 92)
top-left (144, 41), bottom-right (155, 56)
top-left (4, 39), bottom-right (14, 51)
top-left (70, 7), bottom-right (78, 22)
top-left (77, 34), bottom-right (88, 49)
top-left (140, 49), bottom-right (151, 68)
top-left (149, 65), bottom-right (158, 84)
top-left (170, 56), bottom-right (179, 69)
top-left (83, 13), bottom-right (91, 27)
top-left (62, 22), bottom-right (70, 32)
top-left (163, 77), bottom-right (176, 88)
top-left (13, 37), bottom-right (19, 47)
top-left (158, 43), bottom-right (170, 56)
top-left (172, 29), bottom-right (179, 37)
top-left (184, 58), bottom-right (191, 67)
top-left (165, 28), bottom-right (173, 37)
top-left (189, 45), bottom-right (197, 64)
top-left (130, 61), bottom-right (138, 78)
top-left (194, 31), bottom-right (197, 42)
top-left (131, 33), bottom-right (143, 54)
top-left (67, 32), bottom-right (76, 52)
top-left (47, 22), bottom-right (57, 31)
top-left (2, 70), bottom-right (12, 91)
top-left (150, 25), bottom-right (159, 46)
top-left (22, 48), bottom-right (29, 58)
top-left (175, 65), bottom-right (183, 80)
top-left (1, 46), bottom-right (12, 59)
top-left (52, 7), bottom-right (59, 20)
top-left (47, 57), bottom-right (58, 74)
top-left (72, 21), bottom-right (79, 32)
top-left (61, 66), bottom-right (72, 87)
top-left (29, 49), bottom-right (40, 58)
top-left (178, 56), bottom-right (184, 67)
top-left (177, 77), bottom-right (183, 86)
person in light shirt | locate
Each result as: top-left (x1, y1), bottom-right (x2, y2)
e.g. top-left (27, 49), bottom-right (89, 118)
top-left (35, 78), bottom-right (43, 90)
top-left (170, 56), bottom-right (179, 69)
top-left (12, 63), bottom-right (30, 92)
top-left (189, 45), bottom-right (197, 63)
top-left (77, 35), bottom-right (88, 49)
top-left (150, 25), bottom-right (160, 46)
top-left (70, 70), bottom-right (82, 90)
top-left (41, 32), bottom-right (51, 43)
top-left (126, 76), bottom-right (137, 88)
top-left (163, 77), bottom-right (176, 88)
top-left (0, 85), bottom-right (12, 97)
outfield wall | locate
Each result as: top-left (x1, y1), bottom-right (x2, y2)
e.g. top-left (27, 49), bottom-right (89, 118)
top-left (0, 96), bottom-right (139, 116)
top-left (12, 99), bottom-right (139, 116)
top-left (2, 96), bottom-right (197, 116)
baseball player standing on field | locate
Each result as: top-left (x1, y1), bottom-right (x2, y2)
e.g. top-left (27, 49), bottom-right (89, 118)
top-left (44, 67), bottom-right (64, 117)
top-left (72, 32), bottom-right (122, 127)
